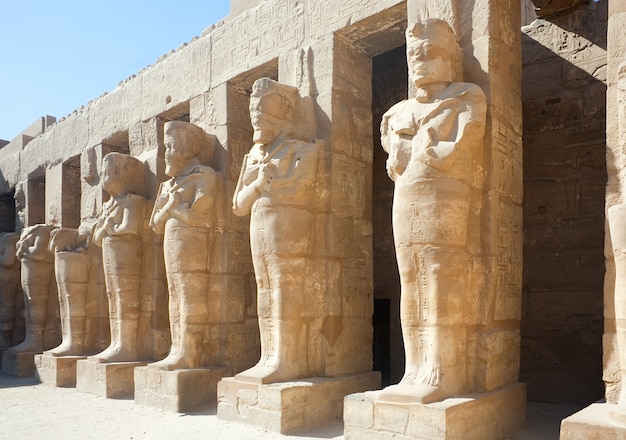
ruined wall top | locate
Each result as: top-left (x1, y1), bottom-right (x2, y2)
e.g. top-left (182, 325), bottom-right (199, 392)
top-left (230, 0), bottom-right (261, 17)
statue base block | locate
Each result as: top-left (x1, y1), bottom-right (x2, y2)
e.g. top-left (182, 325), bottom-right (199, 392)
top-left (1, 351), bottom-right (39, 377)
top-left (76, 359), bottom-right (146, 398)
top-left (560, 403), bottom-right (626, 439)
top-left (134, 366), bottom-right (236, 412)
top-left (34, 354), bottom-right (85, 387)
top-left (217, 371), bottom-right (381, 434)
top-left (344, 382), bottom-right (526, 440)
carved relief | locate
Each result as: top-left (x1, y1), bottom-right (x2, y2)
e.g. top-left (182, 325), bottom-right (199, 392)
top-left (89, 152), bottom-right (146, 363)
top-left (149, 121), bottom-right (219, 370)
top-left (232, 78), bottom-right (321, 384)
top-left (378, 19), bottom-right (487, 404)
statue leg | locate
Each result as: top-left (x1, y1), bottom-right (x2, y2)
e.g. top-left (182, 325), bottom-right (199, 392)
top-left (91, 274), bottom-right (140, 363)
top-left (608, 205), bottom-right (626, 419)
top-left (90, 239), bottom-right (142, 363)
top-left (151, 273), bottom-right (208, 370)
top-left (10, 261), bottom-right (53, 353)
top-left (0, 278), bottom-right (18, 350)
top-left (47, 252), bottom-right (89, 356)
top-left (236, 255), bottom-right (306, 384)
top-left (380, 246), bottom-right (469, 404)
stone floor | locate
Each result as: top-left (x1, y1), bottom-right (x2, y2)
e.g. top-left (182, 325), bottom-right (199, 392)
top-left (0, 373), bottom-right (582, 440)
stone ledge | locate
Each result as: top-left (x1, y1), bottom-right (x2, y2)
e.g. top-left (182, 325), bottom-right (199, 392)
top-left (560, 402), bottom-right (626, 440)
top-left (35, 354), bottom-right (86, 387)
top-left (135, 366), bottom-right (237, 412)
top-left (1, 351), bottom-right (39, 377)
top-left (76, 359), bottom-right (146, 398)
top-left (217, 371), bottom-right (381, 434)
top-left (344, 382), bottom-right (526, 440)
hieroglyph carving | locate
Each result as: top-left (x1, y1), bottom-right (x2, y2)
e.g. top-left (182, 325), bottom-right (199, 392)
top-left (149, 121), bottom-right (219, 370)
top-left (10, 224), bottom-right (55, 353)
top-left (45, 222), bottom-right (95, 356)
top-left (90, 153), bottom-right (146, 363)
top-left (379, 19), bottom-right (487, 404)
top-left (233, 78), bottom-right (320, 384)
top-left (0, 233), bottom-right (21, 350)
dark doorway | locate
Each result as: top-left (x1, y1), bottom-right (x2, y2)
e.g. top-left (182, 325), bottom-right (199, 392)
top-left (371, 44), bottom-right (407, 386)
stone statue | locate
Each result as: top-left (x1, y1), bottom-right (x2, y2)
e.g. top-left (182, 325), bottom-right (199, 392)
top-left (90, 152), bottom-right (146, 363)
top-left (45, 222), bottom-right (95, 356)
top-left (0, 232), bottom-right (21, 350)
top-left (232, 77), bottom-right (320, 384)
top-left (9, 224), bottom-right (55, 353)
top-left (149, 121), bottom-right (219, 370)
top-left (608, 62), bottom-right (626, 421)
top-left (378, 19), bottom-right (487, 404)
top-left (609, 204), bottom-right (626, 420)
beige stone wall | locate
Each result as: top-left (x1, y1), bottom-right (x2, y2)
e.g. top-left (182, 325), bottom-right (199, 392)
top-left (605, 0), bottom-right (626, 405)
top-left (0, 0), bottom-right (406, 373)
top-left (521, 1), bottom-right (607, 404)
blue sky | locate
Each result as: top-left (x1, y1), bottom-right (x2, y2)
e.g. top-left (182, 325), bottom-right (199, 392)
top-left (0, 1), bottom-right (230, 141)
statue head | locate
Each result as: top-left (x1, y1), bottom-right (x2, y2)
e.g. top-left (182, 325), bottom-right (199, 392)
top-left (406, 19), bottom-right (459, 89)
top-left (249, 78), bottom-right (299, 145)
top-left (163, 121), bottom-right (215, 177)
top-left (101, 152), bottom-right (145, 197)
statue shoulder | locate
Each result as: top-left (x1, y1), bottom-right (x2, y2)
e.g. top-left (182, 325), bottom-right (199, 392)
top-left (442, 82), bottom-right (486, 104)
top-left (383, 99), bottom-right (418, 118)
top-left (382, 99), bottom-right (420, 136)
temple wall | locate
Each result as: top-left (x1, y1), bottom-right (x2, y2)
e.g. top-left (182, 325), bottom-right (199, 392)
top-left (604, 0), bottom-right (626, 405)
top-left (521, 0), bottom-right (607, 404)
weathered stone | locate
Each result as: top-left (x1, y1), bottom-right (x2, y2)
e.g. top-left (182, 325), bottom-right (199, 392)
top-left (344, 384), bottom-right (526, 440)
top-left (76, 359), bottom-right (146, 398)
top-left (218, 372), bottom-right (380, 434)
top-left (35, 354), bottom-right (85, 387)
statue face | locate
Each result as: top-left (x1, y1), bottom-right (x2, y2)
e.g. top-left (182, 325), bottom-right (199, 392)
top-left (164, 133), bottom-right (188, 177)
top-left (250, 93), bottom-right (288, 144)
top-left (101, 158), bottom-right (123, 196)
top-left (407, 38), bottom-right (454, 88)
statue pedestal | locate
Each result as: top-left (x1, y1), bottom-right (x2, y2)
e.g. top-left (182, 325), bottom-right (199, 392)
top-left (1, 351), bottom-right (39, 377)
top-left (344, 382), bottom-right (526, 440)
top-left (35, 354), bottom-right (85, 387)
top-left (217, 372), bottom-right (380, 434)
top-left (560, 403), bottom-right (626, 439)
top-left (134, 366), bottom-right (235, 412)
top-left (76, 359), bottom-right (146, 398)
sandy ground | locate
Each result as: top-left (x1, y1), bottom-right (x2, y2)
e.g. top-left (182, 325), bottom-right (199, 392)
top-left (0, 373), bottom-right (581, 440)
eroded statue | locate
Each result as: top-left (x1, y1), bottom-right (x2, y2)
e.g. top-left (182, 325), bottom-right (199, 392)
top-left (10, 224), bottom-right (55, 353)
top-left (379, 19), bottom-right (487, 404)
top-left (233, 77), bottom-right (320, 384)
top-left (45, 222), bottom-right (96, 356)
top-left (149, 121), bottom-right (219, 370)
top-left (608, 62), bottom-right (626, 422)
top-left (0, 232), bottom-right (21, 350)
top-left (89, 152), bottom-right (146, 363)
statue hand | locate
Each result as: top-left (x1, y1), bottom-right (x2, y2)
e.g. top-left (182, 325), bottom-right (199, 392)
top-left (257, 162), bottom-right (276, 191)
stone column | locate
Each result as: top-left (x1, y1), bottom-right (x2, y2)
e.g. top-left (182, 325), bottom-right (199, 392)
top-left (217, 37), bottom-right (380, 434)
top-left (561, 1), bottom-right (626, 438)
top-left (344, 0), bottom-right (525, 439)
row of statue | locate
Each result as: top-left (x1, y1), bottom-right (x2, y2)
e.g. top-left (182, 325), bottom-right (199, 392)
top-left (0, 19), bottom-right (490, 404)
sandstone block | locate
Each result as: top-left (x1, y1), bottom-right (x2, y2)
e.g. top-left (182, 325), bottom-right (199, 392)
top-left (561, 403), bottom-right (626, 440)
top-left (134, 366), bottom-right (235, 412)
top-left (76, 359), bottom-right (146, 398)
top-left (1, 351), bottom-right (38, 377)
top-left (344, 383), bottom-right (526, 440)
top-left (217, 372), bottom-right (380, 434)
top-left (35, 354), bottom-right (85, 387)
